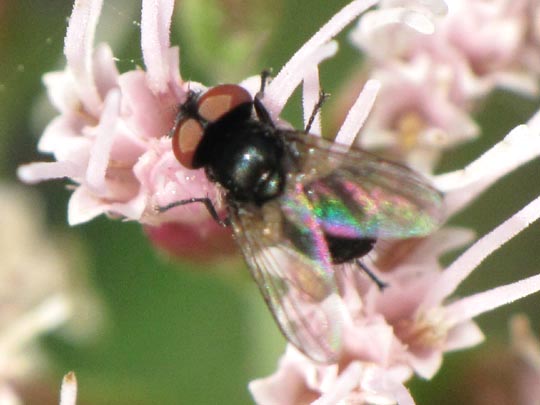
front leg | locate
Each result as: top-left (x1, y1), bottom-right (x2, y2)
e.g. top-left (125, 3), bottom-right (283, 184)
top-left (253, 70), bottom-right (277, 127)
top-left (156, 197), bottom-right (230, 227)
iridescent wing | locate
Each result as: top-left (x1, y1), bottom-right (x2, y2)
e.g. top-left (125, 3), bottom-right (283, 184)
top-left (229, 131), bottom-right (443, 363)
top-left (282, 131), bottom-right (444, 241)
top-left (229, 184), bottom-right (344, 364)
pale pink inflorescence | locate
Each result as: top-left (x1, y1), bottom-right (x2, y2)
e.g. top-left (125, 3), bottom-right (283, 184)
top-left (251, 0), bottom-right (540, 403)
top-left (251, 120), bottom-right (540, 404)
top-left (17, 0), bottom-right (220, 241)
top-left (17, 0), bottom-right (540, 403)
top-left (349, 0), bottom-right (540, 173)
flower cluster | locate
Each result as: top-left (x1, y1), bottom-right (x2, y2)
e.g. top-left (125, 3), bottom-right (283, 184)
top-left (349, 0), bottom-right (540, 173)
top-left (250, 0), bottom-right (540, 403)
top-left (17, 0), bottom-right (540, 403)
top-left (251, 110), bottom-right (540, 405)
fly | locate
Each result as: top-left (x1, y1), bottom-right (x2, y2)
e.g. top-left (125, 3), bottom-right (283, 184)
top-left (161, 74), bottom-right (443, 363)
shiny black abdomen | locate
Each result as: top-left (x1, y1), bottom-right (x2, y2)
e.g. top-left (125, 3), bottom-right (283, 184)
top-left (325, 235), bottom-right (376, 264)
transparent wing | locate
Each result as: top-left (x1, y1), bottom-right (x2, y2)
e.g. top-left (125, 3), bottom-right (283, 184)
top-left (229, 184), bottom-right (344, 364)
top-left (228, 131), bottom-right (442, 363)
top-left (282, 131), bottom-right (444, 240)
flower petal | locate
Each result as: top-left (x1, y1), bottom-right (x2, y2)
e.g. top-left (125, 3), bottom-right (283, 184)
top-left (266, 0), bottom-right (378, 114)
top-left (435, 124), bottom-right (540, 217)
top-left (86, 89), bottom-right (121, 191)
top-left (59, 371), bottom-right (77, 405)
top-left (42, 71), bottom-right (79, 114)
top-left (358, 7), bottom-right (436, 36)
top-left (424, 194), bottom-right (540, 308)
top-left (64, 0), bottom-right (104, 116)
top-left (118, 70), bottom-right (173, 138)
top-left (314, 362), bottom-right (372, 405)
top-left (17, 161), bottom-right (83, 184)
top-left (67, 186), bottom-right (107, 225)
top-left (334, 79), bottom-right (380, 149)
top-left (362, 365), bottom-right (416, 405)
top-left (445, 320), bottom-right (484, 352)
top-left (92, 43), bottom-right (120, 97)
top-left (407, 350), bottom-right (442, 379)
top-left (38, 115), bottom-right (86, 156)
top-left (141, 0), bottom-right (175, 94)
top-left (166, 46), bottom-right (185, 99)
top-left (249, 348), bottom-right (320, 405)
top-left (109, 192), bottom-right (148, 221)
top-left (445, 272), bottom-right (540, 328)
top-left (265, 41), bottom-right (339, 118)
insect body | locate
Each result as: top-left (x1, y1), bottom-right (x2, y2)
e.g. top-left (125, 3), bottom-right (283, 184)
top-left (167, 81), bottom-right (443, 363)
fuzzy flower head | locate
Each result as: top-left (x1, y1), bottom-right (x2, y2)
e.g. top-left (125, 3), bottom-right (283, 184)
top-left (252, 114), bottom-right (540, 404)
top-left (252, 27), bottom-right (540, 397)
top-left (347, 0), bottom-right (540, 173)
top-left (357, 55), bottom-right (479, 172)
top-left (17, 0), bottom-right (217, 228)
top-left (17, 0), bottom-right (234, 259)
top-left (352, 0), bottom-right (539, 97)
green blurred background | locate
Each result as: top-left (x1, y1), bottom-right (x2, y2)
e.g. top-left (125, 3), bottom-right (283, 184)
top-left (1, 0), bottom-right (540, 403)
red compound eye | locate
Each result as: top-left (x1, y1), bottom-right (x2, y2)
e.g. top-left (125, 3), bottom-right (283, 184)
top-left (172, 117), bottom-right (204, 169)
top-left (197, 84), bottom-right (252, 123)
top-left (172, 84), bottom-right (253, 169)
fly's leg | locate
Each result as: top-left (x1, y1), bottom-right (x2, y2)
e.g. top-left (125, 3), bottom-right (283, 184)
top-left (156, 197), bottom-right (230, 227)
top-left (257, 69), bottom-right (272, 95)
top-left (254, 97), bottom-right (275, 127)
top-left (356, 259), bottom-right (388, 291)
top-left (304, 91), bottom-right (329, 134)
top-left (253, 70), bottom-right (329, 133)
top-left (254, 70), bottom-right (276, 127)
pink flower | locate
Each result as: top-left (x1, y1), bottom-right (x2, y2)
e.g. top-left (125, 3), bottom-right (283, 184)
top-left (18, 0), bottom-right (205, 226)
top-left (353, 0), bottom-right (539, 97)
top-left (251, 346), bottom-right (415, 405)
top-left (358, 55), bottom-right (479, 172)
top-left (17, 0), bottom-right (236, 258)
top-left (347, 0), bottom-right (540, 173)
top-left (251, 105), bottom-right (540, 405)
